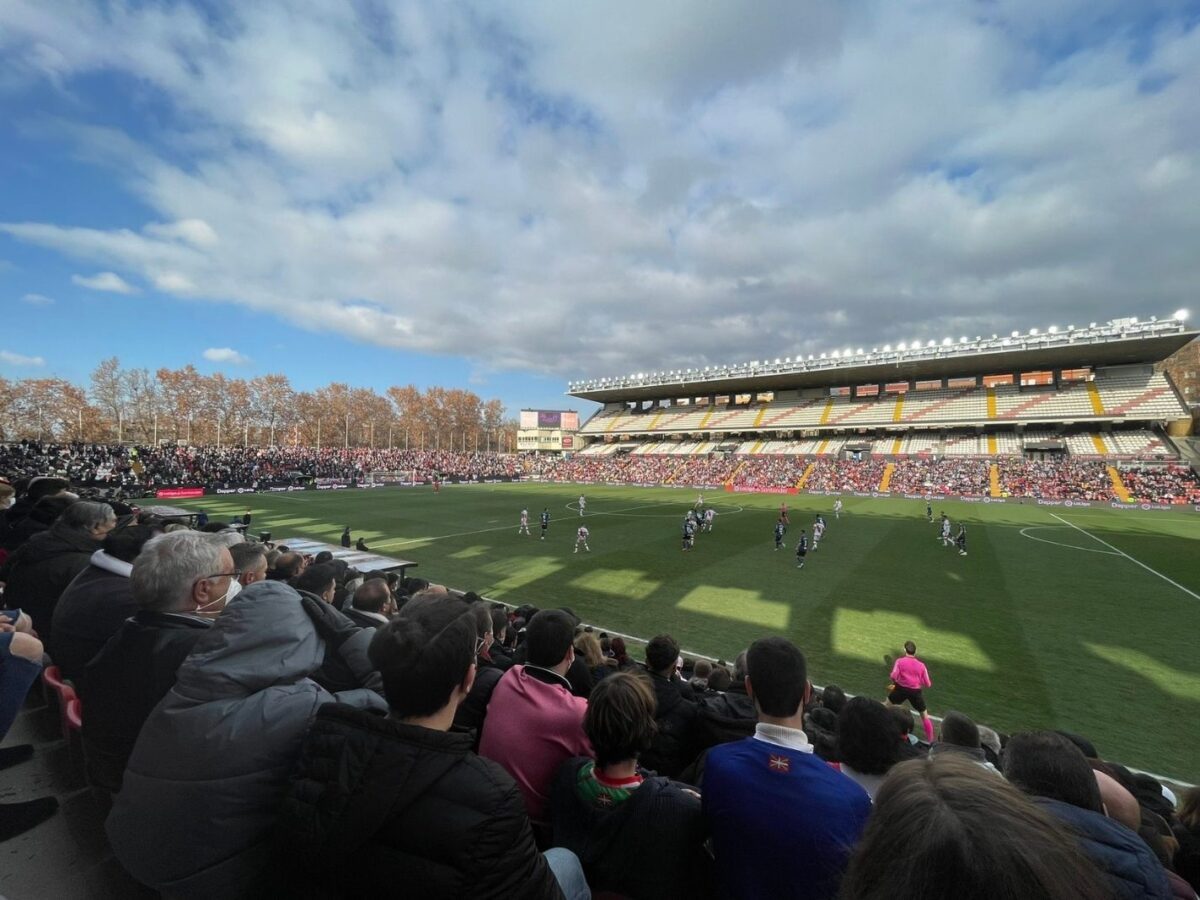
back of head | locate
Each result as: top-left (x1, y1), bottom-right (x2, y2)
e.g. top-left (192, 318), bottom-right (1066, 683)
top-left (102, 523), bottom-right (162, 563)
top-left (31, 494), bottom-right (76, 525)
top-left (294, 563), bottom-right (337, 597)
top-left (229, 541), bottom-right (268, 576)
top-left (838, 696), bottom-right (901, 776)
top-left (694, 659), bottom-right (713, 679)
top-left (904, 640), bottom-right (917, 656)
top-left (732, 650), bottom-right (749, 683)
top-left (585, 671), bottom-right (657, 767)
top-left (707, 667), bottom-right (732, 691)
top-left (888, 704), bottom-right (915, 738)
top-left (27, 476), bottom-right (71, 502)
top-left (525, 609), bottom-right (576, 667)
top-left (746, 637), bottom-right (807, 718)
top-left (270, 552), bottom-right (304, 581)
top-left (59, 500), bottom-right (115, 534)
top-left (490, 607), bottom-right (509, 641)
top-left (820, 683), bottom-right (847, 714)
top-left (939, 711), bottom-right (980, 748)
top-left (575, 631), bottom-right (604, 667)
top-left (352, 578), bottom-right (391, 613)
top-left (314, 550), bottom-right (333, 564)
top-left (645, 633), bottom-right (680, 674)
top-left (131, 531), bottom-right (225, 613)
top-left (1002, 731), bottom-right (1104, 813)
top-left (841, 755), bottom-right (1113, 900)
top-left (368, 594), bottom-right (477, 716)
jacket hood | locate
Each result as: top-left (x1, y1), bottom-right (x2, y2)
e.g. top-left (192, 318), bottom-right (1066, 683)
top-left (172, 580), bottom-right (325, 702)
top-left (90, 549), bottom-right (133, 577)
top-left (16, 522), bottom-right (100, 563)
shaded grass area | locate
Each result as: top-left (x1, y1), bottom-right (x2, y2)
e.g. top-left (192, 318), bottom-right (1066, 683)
top-left (173, 484), bottom-right (1200, 782)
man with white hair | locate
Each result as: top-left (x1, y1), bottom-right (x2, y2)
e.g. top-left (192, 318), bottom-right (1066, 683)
top-left (79, 530), bottom-right (235, 793)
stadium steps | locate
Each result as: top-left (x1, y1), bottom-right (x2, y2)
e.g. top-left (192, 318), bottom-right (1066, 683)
top-left (892, 394), bottom-right (905, 422)
top-left (1091, 434), bottom-right (1110, 455)
top-left (1087, 382), bottom-right (1107, 416)
top-left (1106, 465), bottom-right (1132, 502)
top-left (879, 462), bottom-right (896, 492)
top-left (986, 387), bottom-right (997, 419)
top-left (758, 398), bottom-right (818, 429)
top-left (989, 464), bottom-right (1002, 498)
top-left (819, 398), bottom-right (835, 425)
top-left (795, 461), bottom-right (816, 489)
top-left (646, 410), bottom-right (665, 431)
top-left (987, 435), bottom-right (998, 455)
top-left (904, 389), bottom-right (973, 423)
top-left (604, 409), bottom-right (628, 434)
top-left (1108, 386), bottom-right (1170, 417)
top-left (725, 461), bottom-right (746, 487)
top-left (826, 398), bottom-right (884, 426)
top-left (999, 390), bottom-right (1057, 420)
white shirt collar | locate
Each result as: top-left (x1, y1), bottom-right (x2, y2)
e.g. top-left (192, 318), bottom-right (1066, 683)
top-left (90, 549), bottom-right (133, 578)
top-left (752, 722), bottom-right (813, 753)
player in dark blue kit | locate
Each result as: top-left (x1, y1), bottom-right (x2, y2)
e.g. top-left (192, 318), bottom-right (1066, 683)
top-left (795, 531), bottom-right (809, 569)
top-left (682, 517), bottom-right (697, 551)
top-left (540, 508), bottom-right (550, 541)
top-left (926, 498), bottom-right (933, 522)
top-left (956, 523), bottom-right (968, 556)
top-left (774, 521), bottom-right (786, 551)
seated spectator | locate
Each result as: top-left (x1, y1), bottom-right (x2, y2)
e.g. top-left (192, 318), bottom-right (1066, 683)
top-left (836, 697), bottom-right (902, 800)
top-left (49, 522), bottom-right (161, 684)
top-left (80, 531), bottom-right (232, 792)
top-left (1, 500), bottom-right (115, 641)
top-left (1002, 731), bottom-right (1172, 899)
top-left (703, 637), bottom-right (871, 900)
top-left (343, 578), bottom-right (393, 629)
top-left (293, 562), bottom-right (337, 603)
top-left (575, 631), bottom-right (612, 684)
top-left (106, 580), bottom-right (386, 899)
top-left (0, 624), bottom-right (59, 842)
top-left (452, 604), bottom-right (507, 745)
top-left (1175, 787), bottom-right (1200, 893)
top-left (268, 551), bottom-right (304, 581)
top-left (490, 607), bottom-right (516, 670)
top-left (706, 665), bottom-right (732, 691)
top-left (840, 754), bottom-right (1114, 900)
top-left (278, 593), bottom-right (585, 899)
top-left (639, 633), bottom-right (698, 778)
top-left (929, 710), bottom-right (999, 773)
top-left (688, 657), bottom-right (713, 693)
top-left (551, 671), bottom-right (713, 899)
top-left (694, 650), bottom-right (756, 753)
top-left (887, 705), bottom-right (925, 760)
top-left (229, 541), bottom-right (269, 588)
top-left (479, 609), bottom-right (592, 822)
top-left (0, 476), bottom-right (72, 552)
top-left (610, 636), bottom-right (634, 670)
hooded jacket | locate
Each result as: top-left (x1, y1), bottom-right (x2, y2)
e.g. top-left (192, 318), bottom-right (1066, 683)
top-left (549, 757), bottom-right (713, 899)
top-left (640, 670), bottom-right (698, 778)
top-left (694, 685), bottom-right (757, 753)
top-left (1033, 797), bottom-right (1171, 900)
top-left (49, 550), bottom-right (136, 683)
top-left (1, 521), bottom-right (101, 640)
top-left (279, 703), bottom-right (564, 900)
top-left (105, 581), bottom-right (386, 899)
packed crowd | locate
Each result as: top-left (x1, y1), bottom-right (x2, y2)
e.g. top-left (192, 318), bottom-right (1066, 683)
top-left (886, 458), bottom-right (991, 495)
top-left (997, 458), bottom-right (1114, 501)
top-left (1120, 465), bottom-right (1200, 505)
top-left (0, 472), bottom-right (1198, 899)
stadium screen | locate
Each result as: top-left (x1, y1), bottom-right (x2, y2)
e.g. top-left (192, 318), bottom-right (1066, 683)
top-left (520, 410), bottom-right (540, 429)
top-left (561, 411), bottom-right (579, 431)
top-left (538, 411), bottom-right (562, 427)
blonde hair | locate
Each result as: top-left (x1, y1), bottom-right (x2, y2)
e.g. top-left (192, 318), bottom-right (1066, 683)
top-left (575, 631), bottom-right (605, 668)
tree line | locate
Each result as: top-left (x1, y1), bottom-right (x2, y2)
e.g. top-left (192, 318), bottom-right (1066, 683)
top-left (0, 358), bottom-right (519, 451)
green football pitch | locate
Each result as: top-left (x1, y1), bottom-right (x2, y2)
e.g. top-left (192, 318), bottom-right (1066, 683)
top-left (166, 483), bottom-right (1199, 783)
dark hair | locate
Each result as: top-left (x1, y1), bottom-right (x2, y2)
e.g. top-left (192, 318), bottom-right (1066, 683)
top-left (525, 609), bottom-right (576, 667)
top-left (889, 704), bottom-right (915, 737)
top-left (32, 494), bottom-right (76, 522)
top-left (1054, 730), bottom-right (1098, 760)
top-left (103, 523), bottom-right (162, 563)
top-left (707, 667), bottom-right (732, 692)
top-left (490, 608), bottom-right (509, 641)
top-left (838, 697), bottom-right (901, 776)
top-left (352, 579), bottom-right (391, 613)
top-left (584, 672), bottom-right (658, 768)
top-left (645, 634), bottom-right (680, 673)
top-left (369, 595), bottom-right (477, 717)
top-left (229, 541), bottom-right (268, 574)
top-left (732, 650), bottom-right (749, 683)
top-left (904, 641), bottom-right (917, 655)
top-left (610, 637), bottom-right (629, 664)
top-left (294, 563), bottom-right (337, 596)
top-left (746, 637), bottom-right (807, 718)
top-left (1001, 731), bottom-right (1103, 813)
top-left (270, 551), bottom-right (304, 581)
top-left (840, 755), bottom-right (1113, 900)
top-left (820, 684), bottom-right (847, 715)
top-left (1178, 786), bottom-right (1200, 830)
top-left (939, 711), bottom-right (979, 749)
top-left (26, 476), bottom-right (70, 502)
top-left (314, 550), bottom-right (334, 564)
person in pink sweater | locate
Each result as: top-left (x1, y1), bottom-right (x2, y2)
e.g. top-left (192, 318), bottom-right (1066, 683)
top-left (888, 641), bottom-right (935, 742)
top-left (480, 610), bottom-right (593, 822)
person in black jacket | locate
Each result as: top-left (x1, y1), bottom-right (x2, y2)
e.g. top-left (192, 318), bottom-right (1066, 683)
top-left (638, 634), bottom-right (697, 778)
top-left (693, 650), bottom-right (756, 753)
top-left (278, 593), bottom-right (589, 899)
top-left (551, 671), bottom-right (714, 899)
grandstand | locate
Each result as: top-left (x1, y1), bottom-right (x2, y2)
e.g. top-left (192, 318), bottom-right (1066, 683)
top-left (559, 317), bottom-right (1200, 503)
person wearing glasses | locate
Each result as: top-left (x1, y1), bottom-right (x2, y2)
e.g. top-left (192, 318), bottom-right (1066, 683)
top-left (279, 594), bottom-right (590, 899)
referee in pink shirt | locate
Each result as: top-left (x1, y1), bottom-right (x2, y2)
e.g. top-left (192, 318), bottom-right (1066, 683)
top-left (888, 641), bottom-right (935, 743)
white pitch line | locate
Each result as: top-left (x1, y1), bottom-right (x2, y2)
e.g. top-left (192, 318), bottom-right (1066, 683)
top-left (1018, 526), bottom-right (1120, 556)
top-left (1050, 513), bottom-right (1200, 602)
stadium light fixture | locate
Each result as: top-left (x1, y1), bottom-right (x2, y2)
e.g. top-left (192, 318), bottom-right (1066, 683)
top-left (896, 342), bottom-right (905, 351)
top-left (831, 350), bottom-right (839, 358)
top-left (884, 344), bottom-right (892, 352)
top-left (942, 337), bottom-right (952, 346)
top-left (856, 348), bottom-right (864, 355)
top-left (1175, 309), bottom-right (1189, 321)
top-left (926, 340), bottom-right (935, 348)
top-left (1030, 328), bottom-right (1038, 335)
top-left (1048, 326), bottom-right (1057, 334)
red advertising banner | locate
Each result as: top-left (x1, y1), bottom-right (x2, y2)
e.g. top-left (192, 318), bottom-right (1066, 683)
top-left (156, 487), bottom-right (205, 499)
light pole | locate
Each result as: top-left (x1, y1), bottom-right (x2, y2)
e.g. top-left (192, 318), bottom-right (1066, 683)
top-left (344, 412), bottom-right (350, 449)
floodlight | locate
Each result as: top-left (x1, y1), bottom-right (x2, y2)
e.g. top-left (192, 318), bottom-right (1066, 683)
top-left (808, 355), bottom-right (814, 360)
top-left (897, 342), bottom-right (905, 351)
top-left (831, 350), bottom-right (839, 358)
top-left (856, 348), bottom-right (864, 355)
top-left (926, 340), bottom-right (935, 348)
top-left (820, 353), bottom-right (827, 359)
top-left (1048, 326), bottom-right (1057, 334)
top-left (1030, 328), bottom-right (1038, 335)
top-left (1012, 330), bottom-right (1019, 337)
top-left (1131, 317), bottom-right (1138, 323)
top-left (884, 344), bottom-right (892, 352)
top-left (1089, 322), bottom-right (1097, 328)
top-left (1174, 309), bottom-right (1189, 321)
top-left (942, 337), bottom-right (952, 346)
top-left (960, 337), bottom-right (968, 343)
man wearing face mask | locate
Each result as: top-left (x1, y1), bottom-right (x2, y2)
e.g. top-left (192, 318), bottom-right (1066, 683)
top-left (79, 531), bottom-right (235, 794)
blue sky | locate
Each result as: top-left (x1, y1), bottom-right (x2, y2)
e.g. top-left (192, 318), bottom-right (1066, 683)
top-left (4, 0), bottom-right (1200, 418)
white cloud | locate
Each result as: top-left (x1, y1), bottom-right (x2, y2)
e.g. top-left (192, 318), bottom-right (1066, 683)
top-left (0, 1), bottom-right (1198, 377)
top-left (202, 347), bottom-right (250, 365)
top-left (71, 271), bottom-right (137, 294)
top-left (20, 292), bottom-right (54, 305)
top-left (0, 350), bottom-right (45, 366)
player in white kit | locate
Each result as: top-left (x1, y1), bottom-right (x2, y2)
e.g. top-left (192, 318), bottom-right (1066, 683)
top-left (833, 498), bottom-right (843, 519)
top-left (940, 514), bottom-right (953, 547)
top-left (575, 525), bottom-right (591, 553)
top-left (518, 508), bottom-right (530, 535)
top-left (812, 517), bottom-right (825, 549)
top-left (578, 495), bottom-right (586, 516)
top-left (703, 507), bottom-right (716, 532)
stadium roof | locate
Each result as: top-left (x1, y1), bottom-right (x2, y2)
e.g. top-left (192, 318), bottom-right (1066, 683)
top-left (568, 316), bottom-right (1198, 403)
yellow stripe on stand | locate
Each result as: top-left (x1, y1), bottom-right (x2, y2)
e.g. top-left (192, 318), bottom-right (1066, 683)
top-left (749, 440), bottom-right (765, 454)
top-left (879, 462), bottom-right (896, 492)
top-left (989, 464), bottom-right (1002, 498)
top-left (698, 408), bottom-right (716, 430)
top-left (795, 461), bottom-right (816, 489)
top-left (892, 394), bottom-right (905, 422)
top-left (604, 409), bottom-right (627, 434)
top-left (646, 410), bottom-right (665, 431)
top-left (1091, 434), bottom-right (1108, 455)
top-left (890, 437), bottom-right (903, 455)
top-left (1087, 382), bottom-right (1106, 416)
top-left (665, 460), bottom-right (688, 485)
top-left (816, 439), bottom-right (830, 455)
top-left (986, 387), bottom-right (997, 419)
top-left (753, 403), bottom-right (770, 427)
top-left (987, 434), bottom-right (997, 455)
top-left (725, 461), bottom-right (746, 487)
top-left (819, 398), bottom-right (835, 425)
top-left (1107, 465), bottom-right (1132, 503)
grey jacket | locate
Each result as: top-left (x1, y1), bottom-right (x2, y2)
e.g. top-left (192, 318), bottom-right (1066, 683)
top-left (105, 580), bottom-right (386, 899)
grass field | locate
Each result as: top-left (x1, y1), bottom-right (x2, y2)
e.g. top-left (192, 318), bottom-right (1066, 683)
top-left (165, 483), bottom-right (1200, 783)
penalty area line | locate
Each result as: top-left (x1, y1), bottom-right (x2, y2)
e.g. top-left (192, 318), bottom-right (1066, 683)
top-left (1050, 513), bottom-right (1200, 602)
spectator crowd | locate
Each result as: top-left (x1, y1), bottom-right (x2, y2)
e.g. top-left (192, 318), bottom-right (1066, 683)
top-left (1, 467), bottom-right (1198, 899)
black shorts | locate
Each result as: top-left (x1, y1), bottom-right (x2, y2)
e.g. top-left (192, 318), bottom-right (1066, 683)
top-left (796, 549), bottom-right (807, 558)
top-left (888, 685), bottom-right (927, 713)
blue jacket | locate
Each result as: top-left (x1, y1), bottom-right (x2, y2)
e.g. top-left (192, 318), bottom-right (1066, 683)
top-left (1034, 797), bottom-right (1171, 900)
top-left (703, 735), bottom-right (871, 899)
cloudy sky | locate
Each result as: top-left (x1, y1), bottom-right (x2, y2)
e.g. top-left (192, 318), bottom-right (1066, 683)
top-left (3, 0), bottom-right (1198, 415)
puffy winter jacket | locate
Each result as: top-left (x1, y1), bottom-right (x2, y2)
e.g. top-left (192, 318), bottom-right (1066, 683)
top-left (279, 703), bottom-right (564, 900)
top-left (1, 522), bottom-right (101, 641)
top-left (105, 581), bottom-right (386, 899)
top-left (640, 670), bottom-right (698, 777)
top-left (694, 686), bottom-right (757, 753)
top-left (49, 550), bottom-right (137, 683)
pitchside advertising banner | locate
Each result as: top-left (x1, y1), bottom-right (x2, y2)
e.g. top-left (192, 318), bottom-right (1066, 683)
top-left (153, 475), bottom-right (522, 499)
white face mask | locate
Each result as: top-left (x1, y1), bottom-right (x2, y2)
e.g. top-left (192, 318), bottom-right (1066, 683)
top-left (195, 576), bottom-right (240, 614)
top-left (1, 496), bottom-right (13, 510)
